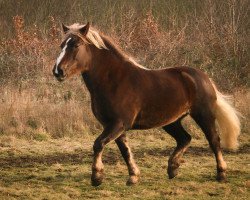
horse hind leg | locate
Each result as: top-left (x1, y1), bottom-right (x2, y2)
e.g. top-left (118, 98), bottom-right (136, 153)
top-left (163, 119), bottom-right (192, 179)
top-left (191, 109), bottom-right (227, 182)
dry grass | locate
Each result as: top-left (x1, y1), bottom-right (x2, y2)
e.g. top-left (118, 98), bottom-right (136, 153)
top-left (0, 83), bottom-right (99, 138)
top-left (0, 132), bottom-right (249, 199)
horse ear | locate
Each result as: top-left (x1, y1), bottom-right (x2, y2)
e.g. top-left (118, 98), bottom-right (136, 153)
top-left (79, 22), bottom-right (90, 36)
top-left (62, 23), bottom-right (69, 34)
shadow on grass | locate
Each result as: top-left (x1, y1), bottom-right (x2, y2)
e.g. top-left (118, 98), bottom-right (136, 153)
top-left (199, 168), bottom-right (249, 183)
top-left (0, 144), bottom-right (249, 168)
top-left (135, 143), bottom-right (250, 157)
top-left (0, 151), bottom-right (92, 168)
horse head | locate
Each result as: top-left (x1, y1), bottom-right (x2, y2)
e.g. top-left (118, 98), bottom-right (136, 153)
top-left (52, 23), bottom-right (92, 81)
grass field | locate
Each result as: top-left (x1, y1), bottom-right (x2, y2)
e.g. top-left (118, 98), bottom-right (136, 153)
top-left (0, 127), bottom-right (249, 200)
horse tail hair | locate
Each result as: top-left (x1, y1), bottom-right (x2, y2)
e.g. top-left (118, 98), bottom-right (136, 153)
top-left (213, 84), bottom-right (241, 150)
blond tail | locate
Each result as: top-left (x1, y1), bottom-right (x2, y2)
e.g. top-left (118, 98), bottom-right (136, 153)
top-left (213, 86), bottom-right (241, 150)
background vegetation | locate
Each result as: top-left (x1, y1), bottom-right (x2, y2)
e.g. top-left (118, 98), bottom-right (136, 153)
top-left (0, 0), bottom-right (249, 138)
top-left (0, 0), bottom-right (249, 199)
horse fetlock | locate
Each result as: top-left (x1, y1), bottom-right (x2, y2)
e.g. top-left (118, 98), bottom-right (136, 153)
top-left (219, 160), bottom-right (227, 171)
top-left (169, 159), bottom-right (180, 168)
top-left (93, 164), bottom-right (104, 172)
top-left (92, 158), bottom-right (104, 171)
top-left (129, 166), bottom-right (140, 176)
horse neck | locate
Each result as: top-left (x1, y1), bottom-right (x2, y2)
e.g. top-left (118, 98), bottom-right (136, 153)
top-left (82, 45), bottom-right (127, 93)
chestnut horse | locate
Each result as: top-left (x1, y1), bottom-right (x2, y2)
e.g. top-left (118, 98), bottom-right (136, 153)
top-left (52, 23), bottom-right (240, 186)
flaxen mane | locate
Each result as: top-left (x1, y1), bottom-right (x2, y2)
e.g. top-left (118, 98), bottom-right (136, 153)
top-left (66, 23), bottom-right (148, 69)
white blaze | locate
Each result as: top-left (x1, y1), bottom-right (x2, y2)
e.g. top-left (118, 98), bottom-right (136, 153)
top-left (55, 37), bottom-right (72, 74)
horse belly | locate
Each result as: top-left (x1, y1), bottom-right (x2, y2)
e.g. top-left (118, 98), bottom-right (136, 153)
top-left (133, 110), bottom-right (188, 129)
top-left (132, 91), bottom-right (190, 129)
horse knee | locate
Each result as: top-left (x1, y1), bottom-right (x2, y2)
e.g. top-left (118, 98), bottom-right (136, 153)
top-left (93, 139), bottom-right (104, 153)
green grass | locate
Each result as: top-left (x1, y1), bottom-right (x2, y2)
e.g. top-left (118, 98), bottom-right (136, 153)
top-left (0, 131), bottom-right (249, 200)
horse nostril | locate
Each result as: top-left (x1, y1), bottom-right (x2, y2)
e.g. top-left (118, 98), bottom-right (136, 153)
top-left (53, 65), bottom-right (64, 78)
top-left (57, 68), bottom-right (64, 76)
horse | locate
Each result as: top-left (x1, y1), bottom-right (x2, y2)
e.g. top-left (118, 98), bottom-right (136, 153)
top-left (52, 22), bottom-right (240, 186)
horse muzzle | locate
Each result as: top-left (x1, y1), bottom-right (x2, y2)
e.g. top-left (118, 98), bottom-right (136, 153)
top-left (52, 65), bottom-right (65, 82)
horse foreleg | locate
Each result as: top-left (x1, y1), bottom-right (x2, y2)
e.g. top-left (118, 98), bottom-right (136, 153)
top-left (163, 120), bottom-right (192, 179)
top-left (91, 121), bottom-right (124, 186)
top-left (115, 134), bottom-right (140, 185)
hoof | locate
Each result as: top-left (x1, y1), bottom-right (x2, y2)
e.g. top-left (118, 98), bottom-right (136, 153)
top-left (91, 177), bottom-right (103, 186)
top-left (217, 172), bottom-right (227, 183)
top-left (126, 175), bottom-right (139, 186)
top-left (168, 169), bottom-right (178, 179)
top-left (167, 163), bottom-right (179, 179)
top-left (91, 173), bottom-right (104, 186)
